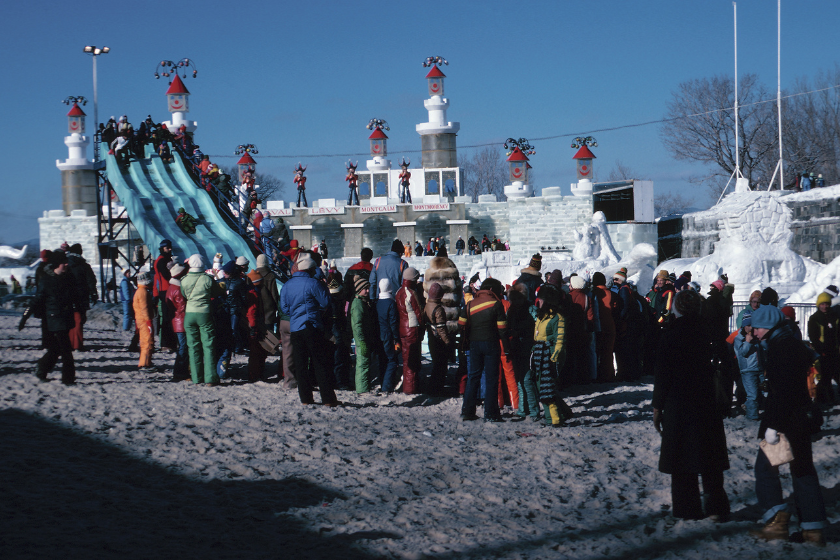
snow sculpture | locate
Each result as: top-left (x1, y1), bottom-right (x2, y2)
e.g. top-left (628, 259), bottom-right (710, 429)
top-left (572, 212), bottom-right (620, 264)
top-left (0, 245), bottom-right (27, 260)
top-left (787, 253), bottom-right (840, 304)
top-left (658, 192), bottom-right (817, 298)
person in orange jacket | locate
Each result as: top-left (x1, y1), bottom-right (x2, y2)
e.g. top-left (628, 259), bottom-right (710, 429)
top-left (133, 271), bottom-right (156, 373)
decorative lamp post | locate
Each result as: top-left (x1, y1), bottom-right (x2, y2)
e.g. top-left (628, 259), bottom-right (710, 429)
top-left (570, 136), bottom-right (597, 196)
top-left (366, 119), bottom-right (392, 182)
top-left (158, 59), bottom-right (198, 134)
top-left (502, 138), bottom-right (535, 199)
top-left (367, 118), bottom-right (389, 157)
top-left (424, 56), bottom-right (447, 97)
top-left (235, 144), bottom-right (258, 184)
top-left (63, 96), bottom-right (88, 136)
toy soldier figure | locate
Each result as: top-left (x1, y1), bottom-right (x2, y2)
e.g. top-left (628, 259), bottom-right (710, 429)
top-left (294, 163), bottom-right (308, 207)
top-left (398, 157), bottom-right (412, 204)
top-left (346, 160), bottom-right (360, 206)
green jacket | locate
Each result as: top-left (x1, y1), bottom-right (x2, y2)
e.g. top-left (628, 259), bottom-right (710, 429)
top-left (180, 271), bottom-right (223, 314)
top-left (351, 296), bottom-right (376, 355)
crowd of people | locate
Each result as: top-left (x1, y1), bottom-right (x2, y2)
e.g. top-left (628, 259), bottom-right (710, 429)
top-left (21, 232), bottom-right (840, 545)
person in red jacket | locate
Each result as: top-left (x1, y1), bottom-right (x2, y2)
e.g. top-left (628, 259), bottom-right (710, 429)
top-left (165, 263), bottom-right (189, 381)
top-left (246, 270), bottom-right (268, 382)
top-left (396, 267), bottom-right (425, 394)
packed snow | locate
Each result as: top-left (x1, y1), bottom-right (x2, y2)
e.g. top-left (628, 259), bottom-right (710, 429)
top-left (1, 311), bottom-right (838, 559)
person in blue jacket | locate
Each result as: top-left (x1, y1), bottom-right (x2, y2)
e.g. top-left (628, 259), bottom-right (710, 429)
top-left (279, 254), bottom-right (338, 406)
top-left (120, 268), bottom-right (136, 331)
top-left (732, 312), bottom-right (765, 421)
top-left (369, 240), bottom-right (408, 301)
top-left (376, 278), bottom-right (401, 393)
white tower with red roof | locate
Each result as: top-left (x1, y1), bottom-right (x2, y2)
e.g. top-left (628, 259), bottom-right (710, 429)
top-left (56, 102), bottom-right (97, 215)
top-left (503, 146), bottom-right (533, 199)
top-left (416, 63), bottom-right (460, 168)
top-left (161, 74), bottom-right (197, 133)
top-left (366, 125), bottom-right (391, 174)
top-left (571, 144), bottom-right (596, 196)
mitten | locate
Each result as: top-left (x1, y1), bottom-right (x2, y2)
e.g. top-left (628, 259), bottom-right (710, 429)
top-left (764, 428), bottom-right (779, 445)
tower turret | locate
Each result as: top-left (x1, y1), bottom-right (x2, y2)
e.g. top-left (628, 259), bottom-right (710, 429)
top-left (416, 57), bottom-right (459, 168)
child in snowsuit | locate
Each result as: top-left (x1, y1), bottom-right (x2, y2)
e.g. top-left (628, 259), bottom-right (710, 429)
top-left (531, 284), bottom-right (572, 426)
top-left (133, 271), bottom-right (155, 372)
top-left (351, 277), bottom-right (377, 393)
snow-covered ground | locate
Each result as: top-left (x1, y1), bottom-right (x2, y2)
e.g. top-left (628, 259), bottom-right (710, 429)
top-left (1, 314), bottom-right (838, 559)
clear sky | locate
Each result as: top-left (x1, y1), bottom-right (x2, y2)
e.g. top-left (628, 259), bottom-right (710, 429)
top-left (1, 0), bottom-right (838, 245)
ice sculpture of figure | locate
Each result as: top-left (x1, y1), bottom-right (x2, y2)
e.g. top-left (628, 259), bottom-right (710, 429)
top-left (346, 160), bottom-right (360, 206)
top-left (398, 157), bottom-right (412, 204)
top-left (294, 163), bottom-right (307, 207)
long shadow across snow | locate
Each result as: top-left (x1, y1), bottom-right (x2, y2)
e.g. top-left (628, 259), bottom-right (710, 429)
top-left (0, 409), bottom-right (394, 560)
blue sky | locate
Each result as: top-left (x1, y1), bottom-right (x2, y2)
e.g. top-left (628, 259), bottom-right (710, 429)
top-left (1, 0), bottom-right (838, 244)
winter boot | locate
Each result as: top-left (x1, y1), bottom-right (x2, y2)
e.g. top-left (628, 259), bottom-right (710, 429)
top-left (749, 511), bottom-right (790, 541)
top-left (802, 529), bottom-right (826, 547)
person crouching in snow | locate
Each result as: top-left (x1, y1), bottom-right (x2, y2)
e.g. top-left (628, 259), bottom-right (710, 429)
top-left (351, 277), bottom-right (376, 393)
top-left (133, 271), bottom-right (156, 373)
top-left (531, 283), bottom-right (572, 427)
top-left (165, 263), bottom-right (190, 381)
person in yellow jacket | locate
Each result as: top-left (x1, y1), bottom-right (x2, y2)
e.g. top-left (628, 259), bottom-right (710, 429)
top-left (531, 283), bottom-right (573, 427)
top-left (133, 271), bottom-right (156, 373)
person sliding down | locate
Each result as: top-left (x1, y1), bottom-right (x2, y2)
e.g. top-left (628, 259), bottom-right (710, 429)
top-left (175, 207), bottom-right (198, 234)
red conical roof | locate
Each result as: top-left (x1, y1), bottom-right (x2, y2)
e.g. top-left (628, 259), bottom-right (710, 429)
top-left (368, 128), bottom-right (388, 140)
top-left (573, 145), bottom-right (596, 159)
top-left (425, 65), bottom-right (446, 79)
top-left (506, 146), bottom-right (529, 162)
top-left (66, 103), bottom-right (86, 117)
top-left (166, 74), bottom-right (190, 95)
top-left (237, 153), bottom-right (257, 165)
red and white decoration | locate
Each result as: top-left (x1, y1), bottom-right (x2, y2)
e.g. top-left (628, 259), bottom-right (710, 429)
top-left (571, 145), bottom-right (597, 197)
top-left (416, 65), bottom-right (459, 137)
top-left (503, 147), bottom-right (533, 199)
top-left (162, 74), bottom-right (197, 134)
top-left (56, 103), bottom-right (92, 171)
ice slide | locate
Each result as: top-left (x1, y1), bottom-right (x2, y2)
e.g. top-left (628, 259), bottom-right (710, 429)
top-left (103, 144), bottom-right (256, 270)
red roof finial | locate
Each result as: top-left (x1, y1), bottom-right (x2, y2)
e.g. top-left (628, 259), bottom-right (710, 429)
top-left (237, 153), bottom-right (256, 165)
top-left (425, 65), bottom-right (446, 79)
top-left (166, 74), bottom-right (190, 95)
top-left (66, 102), bottom-right (86, 117)
top-left (573, 145), bottom-right (596, 159)
top-left (506, 146), bottom-right (529, 162)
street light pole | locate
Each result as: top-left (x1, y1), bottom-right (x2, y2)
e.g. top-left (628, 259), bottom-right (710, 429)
top-left (84, 45), bottom-right (109, 162)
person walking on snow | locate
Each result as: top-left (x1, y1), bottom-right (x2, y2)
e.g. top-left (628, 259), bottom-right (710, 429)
top-left (396, 267), bottom-right (424, 394)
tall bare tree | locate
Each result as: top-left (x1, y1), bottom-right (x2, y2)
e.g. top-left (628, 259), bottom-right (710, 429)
top-left (222, 166), bottom-right (286, 201)
top-left (458, 146), bottom-right (508, 202)
top-left (660, 74), bottom-right (778, 201)
top-left (607, 160), bottom-right (648, 181)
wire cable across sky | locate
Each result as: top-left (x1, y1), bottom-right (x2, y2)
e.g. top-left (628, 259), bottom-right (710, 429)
top-left (207, 83), bottom-right (840, 160)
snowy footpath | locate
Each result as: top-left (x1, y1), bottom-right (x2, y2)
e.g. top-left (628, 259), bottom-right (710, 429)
top-left (1, 314), bottom-right (838, 560)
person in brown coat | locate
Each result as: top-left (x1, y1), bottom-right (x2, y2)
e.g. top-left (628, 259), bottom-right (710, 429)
top-left (591, 272), bottom-right (617, 382)
top-left (424, 282), bottom-right (451, 396)
top-left (396, 267), bottom-right (424, 394)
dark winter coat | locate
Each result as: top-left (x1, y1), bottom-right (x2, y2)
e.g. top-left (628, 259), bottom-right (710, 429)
top-left (256, 266), bottom-right (279, 326)
top-left (66, 254), bottom-right (98, 310)
top-left (513, 269), bottom-right (543, 305)
top-left (758, 323), bottom-right (814, 452)
top-left (33, 267), bottom-right (77, 332)
top-left (652, 315), bottom-right (730, 475)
